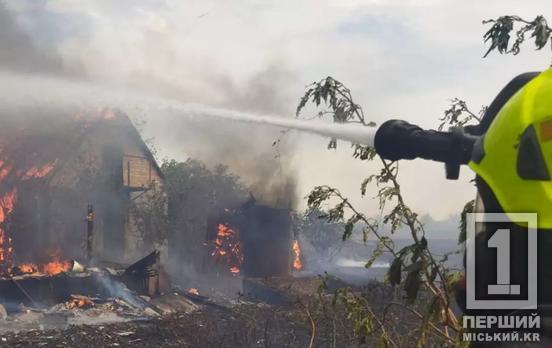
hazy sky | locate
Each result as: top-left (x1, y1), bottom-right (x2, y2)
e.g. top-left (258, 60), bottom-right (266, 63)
top-left (2, 0), bottom-right (552, 225)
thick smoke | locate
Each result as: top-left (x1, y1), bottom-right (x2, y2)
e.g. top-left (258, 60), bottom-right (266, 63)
top-left (146, 64), bottom-right (301, 208)
top-left (0, 2), bottom-right (300, 208)
top-left (0, 3), bottom-right (65, 74)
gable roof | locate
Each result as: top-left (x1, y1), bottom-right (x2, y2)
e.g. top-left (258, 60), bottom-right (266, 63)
top-left (109, 109), bottom-right (164, 180)
top-left (0, 107), bottom-right (163, 192)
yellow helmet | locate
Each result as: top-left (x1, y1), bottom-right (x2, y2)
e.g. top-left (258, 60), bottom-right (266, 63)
top-left (469, 68), bottom-right (552, 229)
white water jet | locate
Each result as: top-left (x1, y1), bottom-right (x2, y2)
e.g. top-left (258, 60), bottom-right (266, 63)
top-left (335, 258), bottom-right (390, 269)
top-left (179, 105), bottom-right (377, 147)
top-left (0, 72), bottom-right (376, 147)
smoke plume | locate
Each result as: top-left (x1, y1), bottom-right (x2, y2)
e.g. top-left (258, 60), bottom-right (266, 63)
top-left (0, 2), bottom-right (300, 208)
top-left (0, 3), bottom-right (65, 74)
top-left (146, 63), bottom-right (301, 208)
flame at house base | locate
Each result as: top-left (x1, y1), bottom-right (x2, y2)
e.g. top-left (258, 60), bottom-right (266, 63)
top-left (210, 223), bottom-right (244, 277)
top-left (292, 240), bottom-right (303, 271)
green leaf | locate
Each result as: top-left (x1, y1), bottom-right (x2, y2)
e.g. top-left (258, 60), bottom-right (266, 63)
top-left (378, 333), bottom-right (390, 348)
top-left (420, 236), bottom-right (427, 248)
top-left (387, 257), bottom-right (402, 286)
top-left (342, 213), bottom-right (361, 240)
top-left (458, 199), bottom-right (475, 244)
top-left (343, 222), bottom-right (354, 241)
top-left (532, 15), bottom-right (551, 50)
top-left (429, 265), bottom-right (438, 283)
top-left (404, 259), bottom-right (423, 272)
top-left (446, 270), bottom-right (465, 291)
top-left (360, 175), bottom-right (376, 196)
top-left (365, 238), bottom-right (386, 268)
top-left (404, 267), bottom-right (422, 304)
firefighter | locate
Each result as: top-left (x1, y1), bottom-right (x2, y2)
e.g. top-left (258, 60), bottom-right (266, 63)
top-left (373, 69), bottom-right (552, 346)
top-left (467, 69), bottom-right (552, 310)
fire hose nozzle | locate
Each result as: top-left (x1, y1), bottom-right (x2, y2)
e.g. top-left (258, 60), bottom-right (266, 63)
top-left (374, 120), bottom-right (479, 180)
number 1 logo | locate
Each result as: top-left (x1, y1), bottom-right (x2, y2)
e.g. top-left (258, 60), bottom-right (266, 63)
top-left (487, 229), bottom-right (520, 295)
top-left (466, 213), bottom-right (537, 310)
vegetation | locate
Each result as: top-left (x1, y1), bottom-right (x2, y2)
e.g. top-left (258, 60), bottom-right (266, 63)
top-left (294, 208), bottom-right (345, 263)
top-left (127, 13), bottom-right (551, 348)
top-left (160, 159), bottom-right (248, 266)
top-left (297, 78), bottom-right (462, 347)
top-left (294, 14), bottom-right (551, 347)
top-left (482, 15), bottom-right (551, 58)
top-left (129, 181), bottom-right (169, 250)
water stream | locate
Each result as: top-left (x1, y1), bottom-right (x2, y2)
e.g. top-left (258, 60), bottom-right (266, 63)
top-left (0, 72), bottom-right (376, 147)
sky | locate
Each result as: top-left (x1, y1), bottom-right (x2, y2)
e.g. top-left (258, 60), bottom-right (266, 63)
top-left (1, 0), bottom-right (551, 232)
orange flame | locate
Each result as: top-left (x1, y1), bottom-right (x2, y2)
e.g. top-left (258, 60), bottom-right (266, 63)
top-left (188, 288), bottom-right (200, 295)
top-left (10, 259), bottom-right (71, 277)
top-left (67, 296), bottom-right (93, 309)
top-left (21, 162), bottom-right (56, 181)
top-left (0, 158), bottom-right (57, 272)
top-left (0, 188), bottom-right (17, 222)
top-left (0, 162), bottom-right (13, 182)
top-left (0, 188), bottom-right (17, 264)
top-left (211, 223), bottom-right (244, 276)
top-left (42, 260), bottom-right (72, 276)
top-left (292, 240), bottom-right (303, 271)
top-left (18, 263), bottom-right (38, 274)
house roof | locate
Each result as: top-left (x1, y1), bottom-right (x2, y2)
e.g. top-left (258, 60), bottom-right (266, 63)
top-left (110, 109), bottom-right (164, 180)
top-left (0, 107), bottom-right (163, 192)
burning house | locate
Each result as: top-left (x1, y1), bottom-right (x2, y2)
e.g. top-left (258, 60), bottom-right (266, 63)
top-left (0, 107), bottom-right (167, 275)
top-left (205, 198), bottom-right (301, 278)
